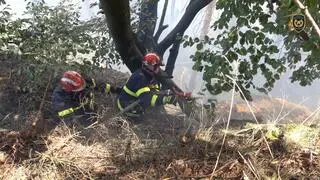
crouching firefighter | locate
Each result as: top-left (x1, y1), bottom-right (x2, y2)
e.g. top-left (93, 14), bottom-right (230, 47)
top-left (51, 70), bottom-right (121, 126)
top-left (117, 52), bottom-right (177, 121)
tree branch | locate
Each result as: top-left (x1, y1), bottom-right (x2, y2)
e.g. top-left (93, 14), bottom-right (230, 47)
top-left (137, 0), bottom-right (159, 51)
top-left (154, 0), bottom-right (169, 42)
top-left (165, 35), bottom-right (181, 77)
top-left (154, 25), bottom-right (169, 43)
top-left (156, 0), bottom-right (213, 56)
top-left (293, 0), bottom-right (320, 39)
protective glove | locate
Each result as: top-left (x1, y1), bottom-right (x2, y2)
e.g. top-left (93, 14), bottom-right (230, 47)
top-left (157, 89), bottom-right (174, 96)
top-left (79, 91), bottom-right (96, 111)
top-left (162, 95), bottom-right (177, 105)
top-left (94, 83), bottom-right (122, 94)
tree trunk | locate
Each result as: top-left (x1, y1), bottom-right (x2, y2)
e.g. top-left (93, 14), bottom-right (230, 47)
top-left (99, 0), bottom-right (144, 72)
top-left (99, 0), bottom-right (213, 93)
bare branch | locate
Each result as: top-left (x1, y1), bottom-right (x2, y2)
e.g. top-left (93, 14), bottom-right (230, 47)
top-left (154, 25), bottom-right (169, 42)
top-left (293, 0), bottom-right (320, 39)
top-left (156, 0), bottom-right (213, 56)
top-left (165, 35), bottom-right (181, 77)
top-left (154, 0), bottom-right (169, 42)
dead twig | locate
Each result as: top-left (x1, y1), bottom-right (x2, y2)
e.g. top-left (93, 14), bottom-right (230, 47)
top-left (210, 77), bottom-right (236, 179)
top-left (238, 151), bottom-right (260, 179)
top-left (227, 75), bottom-right (274, 159)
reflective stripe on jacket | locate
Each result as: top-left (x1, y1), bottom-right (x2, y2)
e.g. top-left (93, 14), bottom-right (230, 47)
top-left (117, 69), bottom-right (165, 111)
top-left (52, 86), bottom-right (88, 118)
top-left (57, 106), bottom-right (83, 117)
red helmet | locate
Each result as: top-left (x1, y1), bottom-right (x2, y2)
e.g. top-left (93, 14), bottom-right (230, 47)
top-left (143, 53), bottom-right (163, 66)
top-left (60, 71), bottom-right (85, 92)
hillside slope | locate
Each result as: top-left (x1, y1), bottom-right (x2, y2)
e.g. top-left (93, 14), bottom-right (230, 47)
top-left (0, 55), bottom-right (319, 179)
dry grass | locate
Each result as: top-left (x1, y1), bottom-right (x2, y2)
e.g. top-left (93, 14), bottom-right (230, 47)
top-left (1, 57), bottom-right (320, 179)
top-left (1, 124), bottom-right (109, 179)
top-left (0, 103), bottom-right (320, 179)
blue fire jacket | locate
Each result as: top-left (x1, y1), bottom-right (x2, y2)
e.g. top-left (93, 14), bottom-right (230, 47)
top-left (51, 80), bottom-right (117, 120)
top-left (51, 86), bottom-right (90, 118)
top-left (117, 69), bottom-right (166, 116)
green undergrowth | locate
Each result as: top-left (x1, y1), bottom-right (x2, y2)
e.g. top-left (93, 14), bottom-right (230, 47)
top-left (243, 123), bottom-right (320, 150)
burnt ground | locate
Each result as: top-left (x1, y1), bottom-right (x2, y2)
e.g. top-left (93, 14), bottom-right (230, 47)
top-left (0, 55), bottom-right (320, 179)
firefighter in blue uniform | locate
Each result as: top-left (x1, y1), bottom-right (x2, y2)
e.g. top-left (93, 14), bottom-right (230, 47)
top-left (52, 71), bottom-right (121, 126)
top-left (117, 52), bottom-right (177, 120)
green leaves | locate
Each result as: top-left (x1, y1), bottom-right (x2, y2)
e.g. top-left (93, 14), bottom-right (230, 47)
top-left (301, 41), bottom-right (317, 51)
top-left (0, 1), bottom-right (121, 93)
top-left (186, 0), bottom-right (320, 100)
top-left (196, 43), bottom-right (203, 50)
top-left (237, 17), bottom-right (249, 27)
top-left (0, 1), bottom-right (119, 67)
top-left (185, 0), bottom-right (320, 100)
top-left (306, 0), bottom-right (317, 8)
top-left (259, 14), bottom-right (270, 24)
